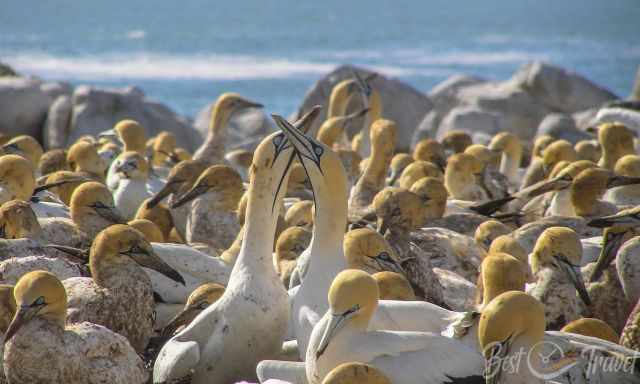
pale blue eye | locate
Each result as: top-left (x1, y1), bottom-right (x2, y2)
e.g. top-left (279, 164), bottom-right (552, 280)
top-left (33, 296), bottom-right (45, 306)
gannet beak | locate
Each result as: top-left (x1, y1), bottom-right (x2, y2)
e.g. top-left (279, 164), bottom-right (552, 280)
top-left (295, 105), bottom-right (323, 134)
top-left (589, 230), bottom-right (627, 282)
top-left (527, 177), bottom-right (571, 197)
top-left (377, 218), bottom-right (389, 236)
top-left (374, 252), bottom-right (405, 274)
top-left (587, 211), bottom-right (640, 228)
top-left (315, 312), bottom-right (349, 359)
top-left (125, 245), bottom-right (186, 285)
top-left (272, 114), bottom-right (323, 172)
top-left (147, 180), bottom-right (181, 208)
top-left (555, 256), bottom-right (591, 306)
top-left (160, 305), bottom-right (201, 337)
top-left (92, 203), bottom-right (127, 224)
top-left (237, 98), bottom-right (264, 110)
top-left (5, 304), bottom-right (41, 344)
top-left (170, 183), bottom-right (209, 209)
top-left (1, 142), bottom-right (19, 154)
top-left (43, 244), bottom-right (89, 262)
top-left (607, 175), bottom-right (640, 189)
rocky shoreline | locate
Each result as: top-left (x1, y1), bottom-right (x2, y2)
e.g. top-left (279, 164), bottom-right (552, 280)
top-left (1, 61), bottom-right (639, 152)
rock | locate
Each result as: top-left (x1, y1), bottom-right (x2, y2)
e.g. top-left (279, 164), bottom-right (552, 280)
top-left (40, 81), bottom-right (72, 100)
top-left (295, 65), bottom-right (433, 151)
top-left (193, 104), bottom-right (275, 152)
top-left (436, 105), bottom-right (505, 144)
top-left (536, 113), bottom-right (591, 143)
top-left (428, 74), bottom-right (487, 112)
top-left (59, 85), bottom-right (201, 150)
top-left (0, 62), bottom-right (18, 77)
top-left (412, 110), bottom-right (442, 148)
top-left (572, 108), bottom-right (599, 131)
top-left (43, 95), bottom-right (73, 149)
top-left (0, 77), bottom-right (51, 139)
top-left (632, 65), bottom-right (640, 101)
top-left (509, 61), bottom-right (617, 113)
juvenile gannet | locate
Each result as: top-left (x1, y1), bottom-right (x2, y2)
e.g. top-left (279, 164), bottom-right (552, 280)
top-left (2, 134), bottom-right (43, 167)
top-left (348, 119), bottom-right (396, 221)
top-left (306, 269), bottom-right (484, 384)
top-left (372, 271), bottom-right (416, 301)
top-left (135, 199), bottom-right (175, 241)
top-left (560, 317), bottom-right (619, 343)
top-left (153, 130), bottom-right (293, 384)
top-left (128, 218), bottom-right (165, 242)
top-left (161, 282), bottom-right (225, 337)
top-left (396, 160), bottom-right (443, 189)
top-left (474, 219), bottom-right (511, 251)
top-left (621, 299), bottom-right (640, 350)
top-left (386, 153), bottom-right (414, 186)
top-left (63, 224), bottom-right (185, 352)
top-left (597, 122), bottom-right (635, 170)
top-left (4, 271), bottom-right (147, 383)
top-left (575, 139), bottom-right (601, 163)
top-left (171, 164), bottom-right (243, 252)
top-left (66, 140), bottom-right (107, 182)
top-left (110, 151), bottom-right (161, 219)
top-left (193, 93), bottom-right (264, 165)
top-left (412, 138), bottom-right (446, 171)
top-left (440, 130), bottom-right (472, 154)
top-left (274, 226), bottom-right (312, 289)
top-left (38, 149), bottom-right (69, 176)
top-left (488, 132), bottom-right (523, 187)
top-left (527, 227), bottom-right (591, 330)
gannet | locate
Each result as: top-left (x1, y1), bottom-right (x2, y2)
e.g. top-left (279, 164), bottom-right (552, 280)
top-left (488, 235), bottom-right (533, 282)
top-left (111, 151), bottom-right (162, 219)
top-left (575, 139), bottom-right (601, 163)
top-left (151, 131), bottom-right (178, 169)
top-left (397, 160), bottom-right (443, 189)
top-left (372, 271), bottom-right (416, 301)
top-left (161, 282), bottom-right (225, 337)
top-left (66, 140), bottom-right (107, 182)
top-left (321, 362), bottom-right (391, 384)
top-left (440, 130), bottom-right (472, 154)
top-left (38, 149), bottom-right (69, 177)
top-left (343, 227), bottom-right (405, 275)
top-left (63, 224), bottom-right (185, 352)
top-left (284, 200), bottom-right (314, 229)
top-left (153, 130), bottom-right (294, 384)
top-left (621, 299), bottom-right (640, 351)
top-left (171, 164), bottom-right (243, 253)
top-left (128, 218), bottom-right (165, 242)
top-left (412, 138), bottom-right (446, 171)
top-left (193, 93), bottom-right (264, 165)
top-left (464, 143), bottom-right (511, 200)
top-left (317, 109), bottom-right (369, 150)
top-left (135, 198), bottom-right (175, 241)
top-left (98, 141), bottom-right (121, 168)
top-left (597, 122), bottom-right (635, 170)
top-left (306, 269), bottom-right (485, 384)
top-left (519, 134), bottom-right (555, 189)
top-left (2, 134), bottom-right (43, 168)
top-left (561, 317), bottom-right (619, 343)
top-left (348, 119), bottom-right (396, 221)
top-left (444, 152), bottom-right (487, 202)
top-left (4, 271), bottom-right (147, 383)
top-left (386, 153), bottom-right (414, 186)
top-left (40, 170), bottom-right (89, 206)
top-left (527, 227), bottom-right (591, 330)
top-left (474, 219), bottom-right (511, 251)
top-left (103, 119), bottom-right (148, 189)
top-left (488, 132), bottom-right (522, 187)
top-left (274, 226), bottom-right (312, 289)
top-left (607, 154), bottom-right (640, 206)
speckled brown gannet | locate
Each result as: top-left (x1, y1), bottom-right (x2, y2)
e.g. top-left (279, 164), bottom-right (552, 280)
top-left (153, 130), bottom-right (294, 384)
top-left (3, 271), bottom-right (148, 384)
top-left (170, 164), bottom-right (243, 253)
top-left (193, 92), bottom-right (264, 165)
top-left (306, 269), bottom-right (485, 384)
top-left (480, 291), bottom-right (640, 384)
top-left (348, 119), bottom-right (396, 222)
top-left (321, 362), bottom-right (391, 384)
top-left (38, 149), bottom-right (69, 177)
top-left (2, 134), bottom-right (43, 169)
top-left (160, 282), bottom-right (225, 337)
top-left (63, 224), bottom-right (185, 352)
top-left (274, 226), bottom-right (312, 289)
top-left (597, 122), bottom-right (635, 170)
top-left (111, 151), bottom-right (163, 219)
top-left (527, 227), bottom-right (591, 330)
top-left (146, 159), bottom-right (208, 240)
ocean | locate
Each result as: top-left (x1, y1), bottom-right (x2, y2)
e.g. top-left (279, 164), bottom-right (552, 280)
top-left (1, 0), bottom-right (638, 119)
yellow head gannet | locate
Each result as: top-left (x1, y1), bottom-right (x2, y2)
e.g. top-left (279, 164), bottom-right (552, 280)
top-left (488, 235), bottom-right (532, 281)
top-left (441, 130), bottom-right (472, 154)
top-left (134, 198), bottom-right (174, 241)
top-left (274, 226), bottom-right (312, 288)
top-left (597, 122), bottom-right (635, 170)
top-left (128, 218), bottom-right (165, 243)
top-left (66, 140), bottom-right (107, 181)
top-left (372, 271), bottom-right (416, 301)
top-left (321, 362), bottom-right (391, 384)
top-left (520, 134), bottom-right (556, 189)
top-left (110, 151), bottom-right (159, 219)
top-left (348, 119), bottom-right (396, 221)
top-left (2, 135), bottom-right (43, 168)
top-left (41, 170), bottom-right (89, 206)
top-left (413, 138), bottom-right (446, 171)
top-left (317, 108), bottom-right (369, 149)
top-left (4, 271), bottom-right (147, 383)
top-left (477, 252), bottom-right (527, 309)
top-left (284, 199), bottom-right (314, 229)
top-left (193, 93), bottom-right (264, 165)
top-left (542, 139), bottom-right (578, 175)
top-left (463, 143), bottom-right (511, 201)
top-left (528, 227), bottom-right (590, 329)
top-left (386, 153), bottom-right (414, 186)
top-left (161, 282), bottom-right (225, 337)
top-left (474, 220), bottom-right (511, 251)
top-left (560, 318), bottom-right (619, 343)
top-left (489, 132), bottom-right (523, 186)
top-left (307, 269), bottom-right (484, 384)
top-left (170, 164), bottom-right (243, 252)
top-left (38, 149), bottom-right (69, 176)
top-left (151, 131), bottom-right (178, 168)
top-left (153, 129), bottom-right (294, 383)
top-left (397, 160), bottom-right (443, 189)
top-left (343, 227), bottom-right (404, 275)
top-left (100, 119), bottom-right (147, 154)
top-left (444, 152), bottom-right (487, 201)
top-left (0, 154), bottom-right (35, 205)
top-left (575, 139), bottom-right (601, 163)
top-left (63, 224), bottom-right (185, 352)
top-left (607, 154), bottom-right (640, 206)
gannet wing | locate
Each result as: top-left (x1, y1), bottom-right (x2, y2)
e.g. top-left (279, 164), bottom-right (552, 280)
top-left (153, 339), bottom-right (200, 383)
top-left (257, 360), bottom-right (307, 384)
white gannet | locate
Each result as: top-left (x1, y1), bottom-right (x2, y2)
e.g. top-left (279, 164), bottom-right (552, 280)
top-left (102, 119), bottom-right (149, 189)
top-left (153, 129), bottom-right (294, 383)
top-left (3, 271), bottom-right (147, 383)
top-left (111, 151), bottom-right (162, 220)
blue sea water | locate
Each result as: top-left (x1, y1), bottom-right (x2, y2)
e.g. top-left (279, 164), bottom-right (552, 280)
top-left (1, 0), bottom-right (638, 119)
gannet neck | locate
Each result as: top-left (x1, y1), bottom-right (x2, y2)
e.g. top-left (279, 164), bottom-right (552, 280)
top-left (500, 149), bottom-right (521, 184)
top-left (360, 120), bottom-right (395, 189)
top-left (327, 80), bottom-right (356, 118)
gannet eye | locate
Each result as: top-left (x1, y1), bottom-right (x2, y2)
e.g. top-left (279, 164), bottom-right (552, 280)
top-left (311, 143), bottom-right (324, 157)
top-left (377, 252), bottom-right (392, 262)
top-left (198, 301), bottom-right (209, 310)
top-left (32, 296), bottom-right (45, 306)
top-left (273, 134), bottom-right (283, 147)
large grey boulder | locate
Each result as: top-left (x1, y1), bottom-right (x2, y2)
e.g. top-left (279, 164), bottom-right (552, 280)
top-left (437, 105), bottom-right (505, 144)
top-left (294, 65), bottom-right (433, 152)
top-left (536, 113), bottom-right (591, 144)
top-left (43, 95), bottom-right (73, 149)
top-left (193, 103), bottom-right (275, 152)
top-left (428, 74), bottom-right (486, 112)
top-left (508, 61), bottom-right (617, 113)
top-left (0, 77), bottom-right (51, 139)
top-left (48, 85), bottom-right (201, 150)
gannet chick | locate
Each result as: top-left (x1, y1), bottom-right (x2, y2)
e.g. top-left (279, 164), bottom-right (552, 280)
top-left (597, 122), bottom-right (635, 170)
top-left (39, 181), bottom-right (126, 248)
top-left (128, 218), bottom-right (165, 242)
top-left (193, 93), bottom-right (264, 165)
top-left (224, 148), bottom-right (253, 181)
top-left (154, 130), bottom-right (293, 384)
top-left (444, 152), bottom-right (487, 201)
top-left (386, 153), bottom-right (414, 186)
top-left (607, 154), bottom-right (640, 206)
top-left (306, 269), bottom-right (484, 384)
top-left (343, 227), bottom-right (405, 275)
top-left (397, 160), bottom-right (443, 189)
top-left (348, 119), bottom-right (396, 221)
top-left (575, 139), bottom-right (601, 162)
top-left (441, 130), bottom-right (472, 154)
top-left (135, 198), bottom-right (174, 241)
top-left (2, 135), bottom-right (43, 167)
top-left (63, 224), bottom-right (185, 352)
top-left (38, 149), bottom-right (69, 176)
top-left (488, 132), bottom-right (522, 186)
top-left (284, 200), bottom-right (314, 229)
top-left (66, 140), bottom-right (107, 181)
top-left (321, 362), bottom-right (391, 384)
top-left (111, 151), bottom-right (159, 219)
top-left (4, 271), bottom-right (147, 383)
top-left (274, 226), bottom-right (312, 288)
top-left (171, 164), bottom-right (243, 252)
top-left (146, 159), bottom-right (208, 240)
top-left (372, 271), bottom-right (416, 301)
top-left (474, 219), bottom-right (511, 251)
top-left (161, 282), bottom-right (225, 337)
top-left (151, 131), bottom-right (178, 168)
top-left (287, 163), bottom-right (313, 200)
top-left (561, 318), bottom-right (619, 343)
top-left (413, 138), bottom-right (446, 171)
top-left (528, 227), bottom-right (590, 329)
top-left (621, 299), bottom-right (640, 351)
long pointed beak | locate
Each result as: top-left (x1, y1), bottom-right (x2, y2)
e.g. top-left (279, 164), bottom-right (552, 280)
top-left (315, 313), bottom-right (347, 359)
top-left (94, 205), bottom-right (127, 224)
top-left (607, 175), bottom-right (640, 189)
top-left (589, 230), bottom-right (626, 282)
top-left (147, 180), bottom-right (180, 209)
top-left (377, 218), bottom-right (389, 236)
top-left (43, 244), bottom-right (89, 262)
top-left (527, 177), bottom-right (571, 198)
top-left (128, 247), bottom-right (185, 285)
top-left (388, 170), bottom-right (401, 186)
top-left (469, 196), bottom-right (515, 216)
top-left (238, 99), bottom-right (264, 110)
top-left (161, 306), bottom-right (200, 337)
top-left (295, 105), bottom-right (323, 134)
top-left (272, 114), bottom-right (321, 169)
top-left (5, 305), bottom-right (38, 344)
top-left (556, 257), bottom-right (591, 306)
top-left (588, 212), bottom-right (640, 228)
top-left (171, 183), bottom-right (209, 209)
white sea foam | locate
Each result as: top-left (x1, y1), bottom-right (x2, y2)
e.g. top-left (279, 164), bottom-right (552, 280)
top-left (126, 30), bottom-right (146, 40)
